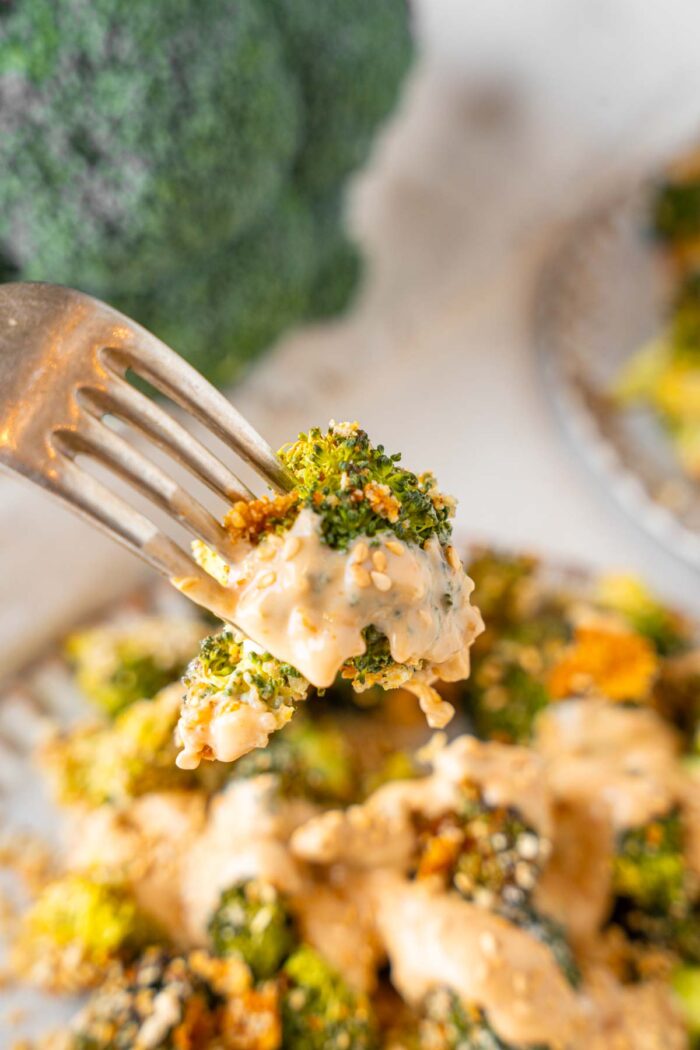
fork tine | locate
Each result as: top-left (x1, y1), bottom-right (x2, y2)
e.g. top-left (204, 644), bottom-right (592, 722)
top-left (53, 414), bottom-right (238, 562)
top-left (78, 379), bottom-right (254, 503)
top-left (102, 342), bottom-right (295, 494)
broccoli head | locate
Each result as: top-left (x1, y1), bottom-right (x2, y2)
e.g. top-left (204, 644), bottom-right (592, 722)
top-left (66, 617), bottom-right (206, 717)
top-left (233, 715), bottom-right (360, 805)
top-left (418, 988), bottom-right (547, 1050)
top-left (12, 875), bottom-right (160, 992)
top-left (0, 1), bottom-right (412, 384)
top-left (281, 945), bottom-right (377, 1050)
top-left (70, 946), bottom-right (280, 1050)
top-left (208, 879), bottom-right (297, 981)
top-left (43, 685), bottom-right (194, 805)
top-left (462, 640), bottom-right (552, 745)
top-left (596, 574), bottom-right (690, 657)
top-left (176, 629), bottom-right (310, 769)
top-left (611, 809), bottom-right (700, 963)
top-left (413, 782), bottom-right (549, 913)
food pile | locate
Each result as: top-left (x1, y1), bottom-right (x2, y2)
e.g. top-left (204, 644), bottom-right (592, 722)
top-left (615, 147), bottom-right (700, 478)
top-left (3, 543), bottom-right (700, 1048)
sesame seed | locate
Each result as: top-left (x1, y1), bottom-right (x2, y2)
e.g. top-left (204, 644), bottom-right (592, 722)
top-left (386, 539), bottom-right (404, 556)
top-left (284, 536), bottom-right (301, 559)
top-left (370, 570), bottom-right (392, 592)
top-left (257, 571), bottom-right (276, 589)
top-left (351, 564), bottom-right (371, 588)
top-left (446, 545), bottom-right (461, 571)
top-left (256, 542), bottom-right (276, 561)
top-left (372, 550), bottom-right (387, 571)
top-left (352, 541), bottom-right (369, 563)
top-left (516, 832), bottom-right (540, 860)
top-left (480, 931), bottom-right (498, 956)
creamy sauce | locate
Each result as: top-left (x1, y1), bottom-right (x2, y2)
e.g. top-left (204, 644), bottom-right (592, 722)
top-left (177, 508), bottom-right (483, 690)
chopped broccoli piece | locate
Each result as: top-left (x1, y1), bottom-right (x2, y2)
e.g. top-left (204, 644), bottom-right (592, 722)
top-left (43, 686), bottom-right (195, 806)
top-left (66, 617), bottom-right (205, 717)
top-left (418, 988), bottom-right (547, 1050)
top-left (281, 945), bottom-right (377, 1050)
top-left (672, 965), bottom-right (700, 1047)
top-left (611, 809), bottom-right (700, 963)
top-left (176, 629), bottom-right (310, 768)
top-left (70, 946), bottom-right (280, 1050)
top-left (466, 549), bottom-right (540, 631)
top-left (275, 422), bottom-right (456, 551)
top-left (463, 641), bottom-right (551, 745)
top-left (340, 624), bottom-right (426, 693)
top-left (209, 879), bottom-right (297, 981)
top-left (0, 2), bottom-right (412, 383)
top-left (414, 782), bottom-right (549, 912)
top-left (13, 875), bottom-right (160, 992)
top-left (596, 574), bottom-right (690, 657)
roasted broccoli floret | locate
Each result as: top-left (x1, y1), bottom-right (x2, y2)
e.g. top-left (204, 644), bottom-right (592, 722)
top-left (418, 988), bottom-right (546, 1050)
top-left (597, 574), bottom-right (690, 657)
top-left (465, 549), bottom-right (540, 631)
top-left (43, 686), bottom-right (193, 805)
top-left (414, 782), bottom-right (549, 912)
top-left (611, 809), bottom-right (700, 963)
top-left (462, 641), bottom-right (551, 745)
top-left (233, 716), bottom-right (360, 805)
top-left (176, 629), bottom-right (310, 769)
top-left (281, 945), bottom-right (377, 1050)
top-left (209, 879), bottom-right (297, 981)
top-left (672, 965), bottom-right (700, 1048)
top-left (66, 617), bottom-right (206, 717)
top-left (0, 2), bottom-right (412, 384)
top-left (12, 875), bottom-right (160, 992)
top-left (70, 946), bottom-right (280, 1050)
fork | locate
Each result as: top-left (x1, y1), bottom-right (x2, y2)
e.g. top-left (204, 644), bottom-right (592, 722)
top-left (0, 282), bottom-right (295, 618)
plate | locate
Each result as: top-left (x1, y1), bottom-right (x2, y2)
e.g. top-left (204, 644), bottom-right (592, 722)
top-left (534, 184), bottom-right (700, 570)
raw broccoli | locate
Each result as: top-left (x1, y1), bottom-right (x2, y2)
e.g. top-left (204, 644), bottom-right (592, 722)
top-left (281, 945), bottom-right (377, 1050)
top-left (13, 875), bottom-right (160, 992)
top-left (414, 783), bottom-right (549, 913)
top-left (43, 686), bottom-right (195, 805)
top-left (66, 617), bottom-right (206, 718)
top-left (70, 946), bottom-right (280, 1050)
top-left (611, 809), bottom-right (700, 963)
top-left (232, 715), bottom-right (360, 805)
top-left (418, 988), bottom-right (547, 1050)
top-left (209, 879), bottom-right (297, 981)
top-left (0, 1), bottom-right (413, 385)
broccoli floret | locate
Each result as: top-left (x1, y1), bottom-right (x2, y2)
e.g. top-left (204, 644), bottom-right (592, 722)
top-left (176, 629), bottom-right (310, 769)
top-left (66, 617), bottom-right (205, 717)
top-left (0, 2), bottom-right (412, 383)
top-left (596, 574), bottom-right (690, 657)
top-left (209, 879), bottom-right (297, 981)
top-left (276, 422), bottom-right (455, 551)
top-left (611, 809), bottom-right (700, 963)
top-left (414, 783), bottom-right (549, 913)
top-left (43, 686), bottom-right (194, 805)
top-left (463, 641), bottom-right (551, 745)
top-left (13, 875), bottom-right (160, 992)
top-left (281, 945), bottom-right (377, 1050)
top-left (70, 946), bottom-right (280, 1050)
top-left (418, 988), bottom-right (547, 1050)
top-left (652, 175), bottom-right (700, 249)
top-left (466, 549), bottom-right (539, 631)
top-left (230, 716), bottom-right (359, 805)
top-left (672, 965), bottom-right (700, 1048)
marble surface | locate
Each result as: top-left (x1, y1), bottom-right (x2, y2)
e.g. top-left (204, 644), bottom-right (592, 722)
top-left (3, 0), bottom-right (700, 677)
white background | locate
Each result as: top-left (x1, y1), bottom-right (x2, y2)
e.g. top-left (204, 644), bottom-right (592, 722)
top-left (3, 0), bottom-right (700, 675)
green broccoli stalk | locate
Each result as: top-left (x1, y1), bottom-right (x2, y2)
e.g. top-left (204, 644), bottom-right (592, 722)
top-left (208, 879), bottom-right (297, 981)
top-left (66, 617), bottom-right (206, 718)
top-left (281, 945), bottom-right (377, 1050)
top-left (12, 875), bottom-right (161, 993)
top-left (70, 946), bottom-right (280, 1050)
top-left (611, 809), bottom-right (700, 963)
top-left (414, 782), bottom-right (550, 913)
top-left (418, 988), bottom-right (547, 1050)
top-left (0, 1), bottom-right (413, 385)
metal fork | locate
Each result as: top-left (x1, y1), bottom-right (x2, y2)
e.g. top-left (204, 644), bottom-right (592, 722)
top-left (0, 282), bottom-right (295, 617)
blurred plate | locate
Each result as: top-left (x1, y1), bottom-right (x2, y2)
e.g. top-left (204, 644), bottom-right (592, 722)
top-left (534, 184), bottom-right (700, 571)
